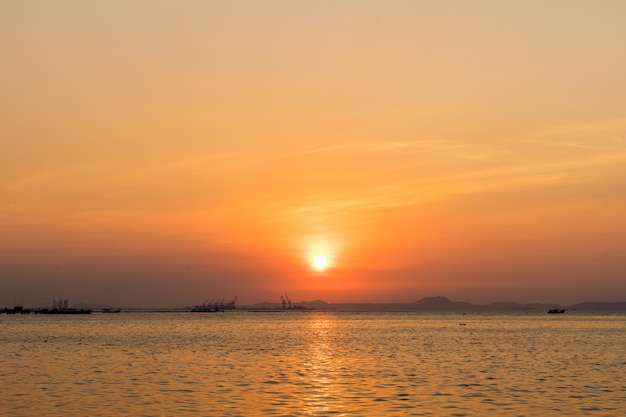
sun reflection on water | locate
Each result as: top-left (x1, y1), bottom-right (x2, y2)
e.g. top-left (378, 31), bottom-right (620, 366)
top-left (300, 313), bottom-right (347, 415)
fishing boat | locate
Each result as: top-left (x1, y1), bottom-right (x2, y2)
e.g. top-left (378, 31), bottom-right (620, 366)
top-left (191, 304), bottom-right (223, 312)
top-left (2, 306), bottom-right (32, 314)
top-left (34, 299), bottom-right (92, 314)
top-left (191, 296), bottom-right (237, 312)
top-left (35, 308), bottom-right (92, 314)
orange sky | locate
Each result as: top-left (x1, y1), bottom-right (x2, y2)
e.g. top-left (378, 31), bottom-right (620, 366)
top-left (2, 1), bottom-right (626, 307)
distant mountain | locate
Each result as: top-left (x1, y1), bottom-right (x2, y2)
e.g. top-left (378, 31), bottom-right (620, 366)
top-left (300, 300), bottom-right (330, 309)
top-left (483, 302), bottom-right (564, 311)
top-left (411, 296), bottom-right (474, 310)
top-left (570, 301), bottom-right (626, 311)
top-left (239, 297), bottom-right (626, 312)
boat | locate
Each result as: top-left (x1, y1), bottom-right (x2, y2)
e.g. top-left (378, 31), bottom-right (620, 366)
top-left (102, 308), bottom-right (122, 313)
top-left (34, 299), bottom-right (92, 314)
top-left (35, 308), bottom-right (92, 314)
top-left (191, 296), bottom-right (237, 312)
top-left (191, 305), bottom-right (223, 312)
top-left (2, 306), bottom-right (32, 314)
top-left (547, 309), bottom-right (566, 314)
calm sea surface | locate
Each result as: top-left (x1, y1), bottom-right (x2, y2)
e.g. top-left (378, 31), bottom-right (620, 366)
top-left (1, 311), bottom-right (625, 416)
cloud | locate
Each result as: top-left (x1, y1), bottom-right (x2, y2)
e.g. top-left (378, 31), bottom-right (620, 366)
top-left (523, 116), bottom-right (626, 151)
top-left (287, 139), bottom-right (501, 160)
top-left (279, 125), bottom-right (626, 218)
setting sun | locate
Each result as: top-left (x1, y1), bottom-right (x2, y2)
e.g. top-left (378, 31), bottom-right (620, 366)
top-left (312, 254), bottom-right (328, 271)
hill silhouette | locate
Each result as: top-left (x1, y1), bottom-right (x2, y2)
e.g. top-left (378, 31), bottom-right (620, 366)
top-left (244, 296), bottom-right (626, 312)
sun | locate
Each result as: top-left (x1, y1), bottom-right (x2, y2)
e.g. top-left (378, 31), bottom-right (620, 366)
top-left (304, 237), bottom-right (335, 272)
top-left (312, 254), bottom-right (328, 271)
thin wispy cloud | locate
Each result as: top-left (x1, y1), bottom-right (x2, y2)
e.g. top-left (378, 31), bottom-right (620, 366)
top-left (522, 116), bottom-right (626, 151)
top-left (289, 139), bottom-right (491, 158)
top-left (280, 147), bottom-right (626, 219)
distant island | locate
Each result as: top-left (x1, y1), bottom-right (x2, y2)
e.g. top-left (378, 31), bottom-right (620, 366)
top-left (5, 296), bottom-right (626, 313)
top-left (241, 296), bottom-right (626, 312)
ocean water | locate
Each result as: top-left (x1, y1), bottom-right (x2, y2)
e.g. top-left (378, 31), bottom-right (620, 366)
top-left (1, 311), bottom-right (625, 416)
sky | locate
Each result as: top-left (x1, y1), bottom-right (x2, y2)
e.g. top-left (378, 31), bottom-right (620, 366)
top-left (2, 1), bottom-right (626, 308)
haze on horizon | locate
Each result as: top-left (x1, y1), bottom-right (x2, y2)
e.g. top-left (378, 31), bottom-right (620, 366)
top-left (2, 1), bottom-right (626, 308)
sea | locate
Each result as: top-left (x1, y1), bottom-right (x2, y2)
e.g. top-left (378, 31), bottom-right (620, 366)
top-left (1, 311), bottom-right (625, 417)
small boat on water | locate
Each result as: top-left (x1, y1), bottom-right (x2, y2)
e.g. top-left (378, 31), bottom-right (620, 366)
top-left (2, 306), bottom-right (32, 314)
top-left (34, 299), bottom-right (92, 314)
top-left (102, 308), bottom-right (122, 313)
top-left (35, 308), bottom-right (92, 314)
top-left (191, 305), bottom-right (223, 312)
top-left (191, 296), bottom-right (237, 312)
top-left (547, 309), bottom-right (566, 314)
